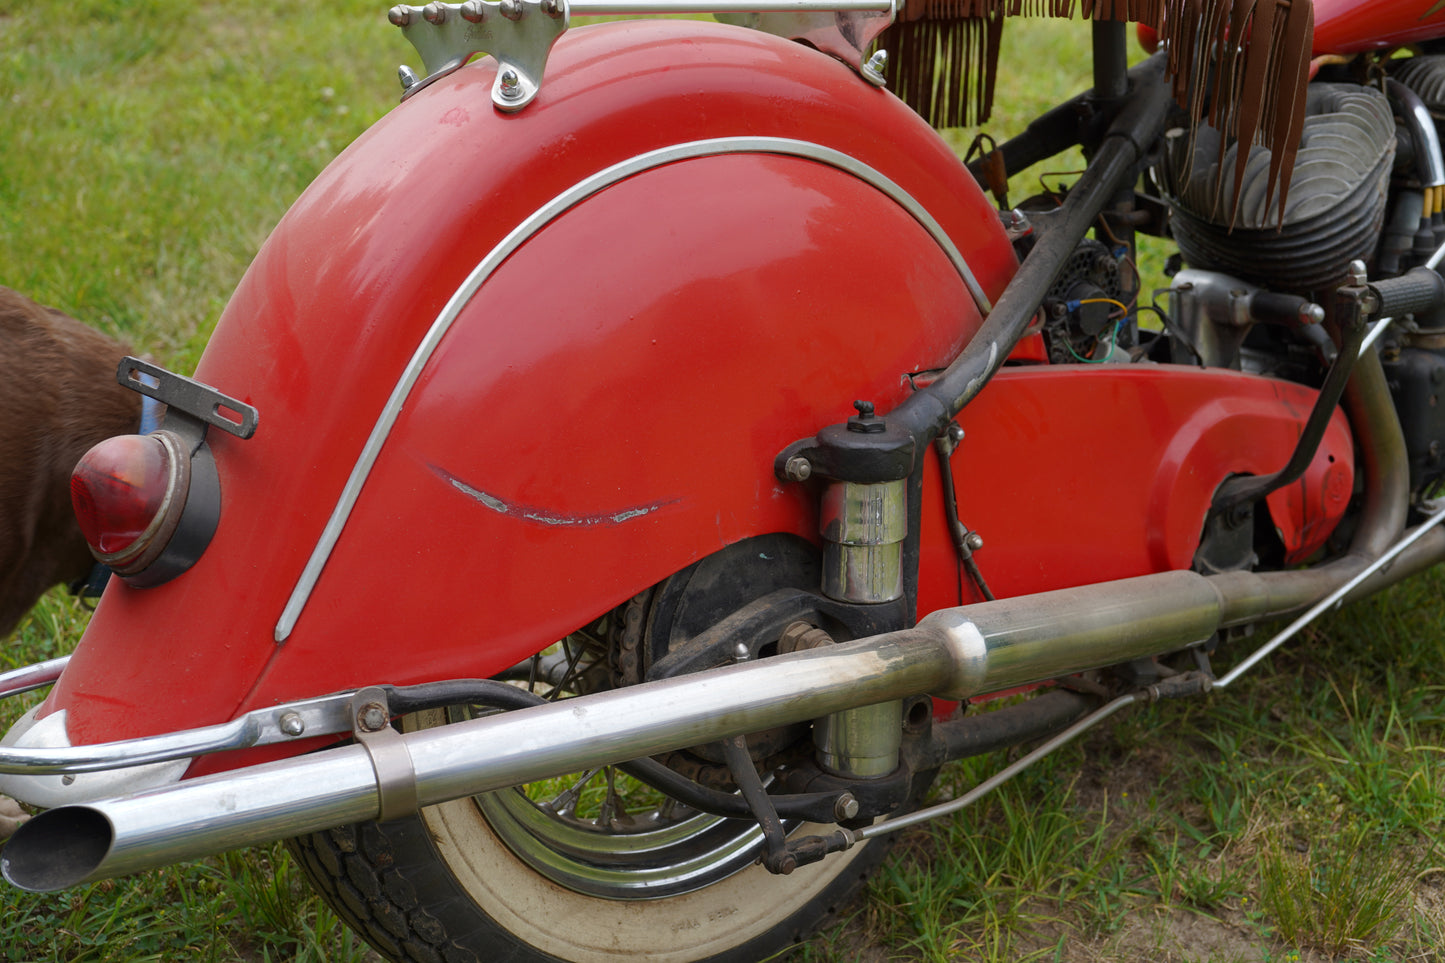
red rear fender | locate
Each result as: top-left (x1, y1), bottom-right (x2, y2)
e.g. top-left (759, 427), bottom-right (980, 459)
top-left (45, 20), bottom-right (1016, 752)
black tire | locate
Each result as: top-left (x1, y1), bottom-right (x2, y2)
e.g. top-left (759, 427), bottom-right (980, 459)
top-left (289, 796), bottom-right (897, 963)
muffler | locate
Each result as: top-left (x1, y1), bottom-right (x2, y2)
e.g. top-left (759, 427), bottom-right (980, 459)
top-left (4, 569), bottom-right (1228, 892)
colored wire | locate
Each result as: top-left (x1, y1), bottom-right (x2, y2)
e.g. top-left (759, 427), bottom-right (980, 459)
top-left (1078, 296), bottom-right (1130, 316)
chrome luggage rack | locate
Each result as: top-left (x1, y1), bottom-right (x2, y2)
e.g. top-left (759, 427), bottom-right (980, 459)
top-left (386, 0), bottom-right (900, 109)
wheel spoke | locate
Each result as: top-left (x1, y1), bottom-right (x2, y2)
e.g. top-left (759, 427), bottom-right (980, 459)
top-left (542, 766), bottom-right (603, 816)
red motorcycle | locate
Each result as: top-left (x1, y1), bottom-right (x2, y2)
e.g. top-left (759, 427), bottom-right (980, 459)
top-left (3, 0), bottom-right (1443, 959)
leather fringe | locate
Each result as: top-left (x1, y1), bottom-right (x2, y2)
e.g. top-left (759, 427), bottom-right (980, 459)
top-left (876, 0), bottom-right (1314, 220)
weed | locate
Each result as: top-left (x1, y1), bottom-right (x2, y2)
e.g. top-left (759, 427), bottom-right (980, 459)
top-left (1258, 828), bottom-right (1414, 956)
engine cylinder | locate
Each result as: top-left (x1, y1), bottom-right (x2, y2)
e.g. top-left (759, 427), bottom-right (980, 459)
top-left (1164, 83), bottom-right (1395, 295)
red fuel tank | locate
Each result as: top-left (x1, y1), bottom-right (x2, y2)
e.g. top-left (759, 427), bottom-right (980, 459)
top-left (1312, 0), bottom-right (1445, 53)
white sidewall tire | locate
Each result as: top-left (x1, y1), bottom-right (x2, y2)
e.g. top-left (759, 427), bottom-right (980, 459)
top-left (420, 793), bottom-right (877, 963)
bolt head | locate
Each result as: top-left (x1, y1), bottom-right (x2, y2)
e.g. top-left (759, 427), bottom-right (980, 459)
top-left (784, 456), bottom-right (812, 482)
top-left (963, 531), bottom-right (984, 552)
top-left (398, 65), bottom-right (421, 91)
top-left (540, 0), bottom-right (564, 16)
top-left (500, 0), bottom-right (523, 19)
top-left (861, 49), bottom-right (888, 87)
top-left (423, 1), bottom-right (448, 23)
top-left (388, 5), bottom-right (413, 25)
top-left (498, 68), bottom-right (523, 99)
top-left (460, 0), bottom-right (486, 21)
top-left (833, 792), bottom-right (860, 821)
top-left (279, 712), bottom-right (306, 737)
top-left (358, 703), bottom-right (390, 732)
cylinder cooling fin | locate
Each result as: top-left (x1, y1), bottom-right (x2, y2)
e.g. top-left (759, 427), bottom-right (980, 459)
top-left (1391, 55), bottom-right (1445, 112)
top-left (1163, 83), bottom-right (1395, 295)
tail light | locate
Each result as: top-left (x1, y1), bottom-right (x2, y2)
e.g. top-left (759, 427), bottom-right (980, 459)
top-left (70, 356), bottom-right (254, 588)
top-left (70, 429), bottom-right (221, 588)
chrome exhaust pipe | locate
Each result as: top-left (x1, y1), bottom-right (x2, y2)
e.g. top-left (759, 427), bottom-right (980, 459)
top-left (4, 569), bottom-right (1226, 892)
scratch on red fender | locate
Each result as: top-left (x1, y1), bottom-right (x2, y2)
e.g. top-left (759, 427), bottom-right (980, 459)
top-left (429, 464), bottom-right (676, 527)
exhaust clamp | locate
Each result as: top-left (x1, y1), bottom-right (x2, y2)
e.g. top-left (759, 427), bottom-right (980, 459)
top-left (351, 687), bottom-right (419, 822)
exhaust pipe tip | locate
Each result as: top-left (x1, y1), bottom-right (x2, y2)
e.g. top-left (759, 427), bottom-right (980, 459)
top-left (2, 806), bottom-right (114, 892)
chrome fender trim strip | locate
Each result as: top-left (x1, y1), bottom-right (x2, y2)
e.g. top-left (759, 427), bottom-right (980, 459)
top-left (275, 135), bottom-right (991, 641)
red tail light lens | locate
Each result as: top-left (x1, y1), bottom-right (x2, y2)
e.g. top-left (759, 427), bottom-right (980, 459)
top-left (70, 432), bottom-right (189, 574)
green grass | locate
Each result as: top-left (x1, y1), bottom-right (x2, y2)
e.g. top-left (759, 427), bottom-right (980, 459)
top-left (3, 5), bottom-right (1444, 962)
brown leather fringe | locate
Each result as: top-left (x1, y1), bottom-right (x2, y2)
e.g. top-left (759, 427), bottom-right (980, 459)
top-left (876, 0), bottom-right (1314, 221)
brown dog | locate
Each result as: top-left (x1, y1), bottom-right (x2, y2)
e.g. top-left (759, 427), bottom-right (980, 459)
top-left (0, 287), bottom-right (141, 638)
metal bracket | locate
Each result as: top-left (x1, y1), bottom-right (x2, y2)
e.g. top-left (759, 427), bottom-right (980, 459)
top-left (390, 0), bottom-right (568, 111)
top-left (117, 356), bottom-right (258, 441)
top-left (389, 0), bottom-right (900, 109)
top-left (350, 687), bottom-right (420, 822)
top-left (715, 4), bottom-right (895, 76)
top-left (0, 688), bottom-right (362, 775)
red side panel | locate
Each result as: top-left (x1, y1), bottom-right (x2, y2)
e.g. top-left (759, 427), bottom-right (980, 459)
top-left (913, 366), bottom-right (1353, 612)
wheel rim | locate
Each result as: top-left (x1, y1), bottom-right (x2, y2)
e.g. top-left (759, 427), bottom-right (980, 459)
top-left (475, 781), bottom-right (769, 899)
top-left (450, 627), bottom-right (777, 901)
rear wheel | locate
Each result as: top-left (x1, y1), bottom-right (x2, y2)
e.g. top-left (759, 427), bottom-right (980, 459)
top-left (290, 538), bottom-right (915, 962)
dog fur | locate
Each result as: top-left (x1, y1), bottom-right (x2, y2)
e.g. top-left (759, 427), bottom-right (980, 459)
top-left (0, 287), bottom-right (141, 638)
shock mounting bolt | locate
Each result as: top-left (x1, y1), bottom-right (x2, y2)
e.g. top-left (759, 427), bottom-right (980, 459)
top-left (833, 792), bottom-right (860, 821)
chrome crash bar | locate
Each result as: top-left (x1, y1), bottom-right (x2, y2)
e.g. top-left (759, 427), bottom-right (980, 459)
top-left (0, 657), bottom-right (70, 699)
